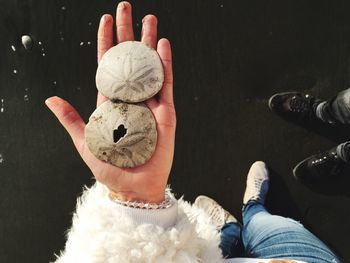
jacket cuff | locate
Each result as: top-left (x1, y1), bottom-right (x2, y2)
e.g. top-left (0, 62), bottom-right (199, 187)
top-left (105, 192), bottom-right (178, 229)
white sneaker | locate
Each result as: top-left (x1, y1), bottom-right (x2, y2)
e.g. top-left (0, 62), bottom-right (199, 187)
top-left (243, 161), bottom-right (270, 205)
top-left (194, 195), bottom-right (237, 230)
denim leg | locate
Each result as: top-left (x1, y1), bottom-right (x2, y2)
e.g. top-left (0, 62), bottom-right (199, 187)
top-left (336, 141), bottom-right (350, 163)
top-left (219, 222), bottom-right (243, 258)
top-left (242, 201), bottom-right (341, 263)
top-left (316, 88), bottom-right (350, 124)
top-left (242, 201), bottom-right (267, 226)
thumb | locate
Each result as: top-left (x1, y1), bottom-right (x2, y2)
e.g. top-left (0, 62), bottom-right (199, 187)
top-left (45, 96), bottom-right (86, 155)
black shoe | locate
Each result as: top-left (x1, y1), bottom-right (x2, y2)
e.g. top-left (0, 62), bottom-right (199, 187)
top-left (268, 92), bottom-right (320, 121)
top-left (293, 147), bottom-right (347, 182)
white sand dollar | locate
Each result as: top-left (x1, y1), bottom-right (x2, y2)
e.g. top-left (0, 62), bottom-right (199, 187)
top-left (85, 100), bottom-right (157, 168)
top-left (96, 41), bottom-right (164, 103)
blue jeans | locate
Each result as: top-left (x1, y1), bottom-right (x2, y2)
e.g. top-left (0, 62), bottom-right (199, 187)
top-left (220, 201), bottom-right (341, 262)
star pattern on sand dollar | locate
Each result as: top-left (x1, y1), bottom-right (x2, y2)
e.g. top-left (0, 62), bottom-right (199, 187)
top-left (103, 52), bottom-right (154, 94)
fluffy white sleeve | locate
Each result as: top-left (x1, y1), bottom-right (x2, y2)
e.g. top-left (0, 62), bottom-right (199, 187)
top-left (53, 182), bottom-right (224, 263)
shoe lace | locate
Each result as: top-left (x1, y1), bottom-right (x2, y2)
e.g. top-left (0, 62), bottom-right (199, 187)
top-left (289, 95), bottom-right (313, 116)
top-left (310, 152), bottom-right (344, 176)
top-left (254, 178), bottom-right (265, 195)
top-left (206, 205), bottom-right (225, 224)
top-left (248, 177), bottom-right (267, 201)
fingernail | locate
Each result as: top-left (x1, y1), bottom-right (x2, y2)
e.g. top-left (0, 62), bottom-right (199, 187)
top-left (45, 98), bottom-right (53, 107)
top-left (118, 2), bottom-right (127, 10)
top-left (101, 15), bottom-right (106, 24)
top-left (45, 96), bottom-right (58, 107)
top-left (102, 15), bottom-right (110, 23)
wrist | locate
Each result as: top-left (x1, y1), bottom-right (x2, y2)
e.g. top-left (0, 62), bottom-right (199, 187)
top-left (108, 190), bottom-right (173, 210)
top-left (108, 190), bottom-right (165, 204)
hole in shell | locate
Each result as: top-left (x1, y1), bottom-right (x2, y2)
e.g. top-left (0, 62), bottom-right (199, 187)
top-left (113, 125), bottom-right (127, 143)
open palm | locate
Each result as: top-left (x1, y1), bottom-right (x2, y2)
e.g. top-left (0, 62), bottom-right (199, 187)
top-left (46, 1), bottom-right (175, 203)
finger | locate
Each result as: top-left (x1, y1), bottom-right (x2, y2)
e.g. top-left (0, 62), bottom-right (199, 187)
top-left (97, 15), bottom-right (113, 107)
top-left (97, 14), bottom-right (114, 63)
top-left (116, 1), bottom-right (134, 43)
top-left (141, 15), bottom-right (158, 49)
top-left (45, 96), bottom-right (86, 154)
top-left (96, 92), bottom-right (108, 107)
top-left (145, 97), bottom-right (159, 112)
top-left (157, 38), bottom-right (173, 106)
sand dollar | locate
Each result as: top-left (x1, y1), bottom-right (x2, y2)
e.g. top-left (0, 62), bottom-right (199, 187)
top-left (85, 100), bottom-right (157, 168)
top-left (96, 41), bottom-right (164, 103)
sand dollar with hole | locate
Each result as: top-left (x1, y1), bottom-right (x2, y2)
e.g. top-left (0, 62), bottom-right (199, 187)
top-left (85, 100), bottom-right (157, 168)
top-left (96, 41), bottom-right (164, 103)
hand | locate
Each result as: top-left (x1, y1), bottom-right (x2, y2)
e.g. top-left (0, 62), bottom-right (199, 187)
top-left (45, 1), bottom-right (176, 203)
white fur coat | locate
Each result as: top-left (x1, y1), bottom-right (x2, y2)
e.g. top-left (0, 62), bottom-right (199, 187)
top-left (53, 182), bottom-right (224, 263)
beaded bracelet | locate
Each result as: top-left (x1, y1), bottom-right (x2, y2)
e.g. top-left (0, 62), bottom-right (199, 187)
top-left (108, 191), bottom-right (174, 210)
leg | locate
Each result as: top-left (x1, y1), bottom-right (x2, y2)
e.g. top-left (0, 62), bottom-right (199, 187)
top-left (242, 162), bottom-right (342, 263)
top-left (242, 201), bottom-right (341, 263)
top-left (268, 88), bottom-right (350, 124)
top-left (194, 195), bottom-right (243, 258)
top-left (316, 88), bottom-right (350, 124)
top-left (292, 141), bottom-right (350, 182)
top-left (220, 222), bottom-right (244, 258)
top-left (336, 141), bottom-right (350, 163)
